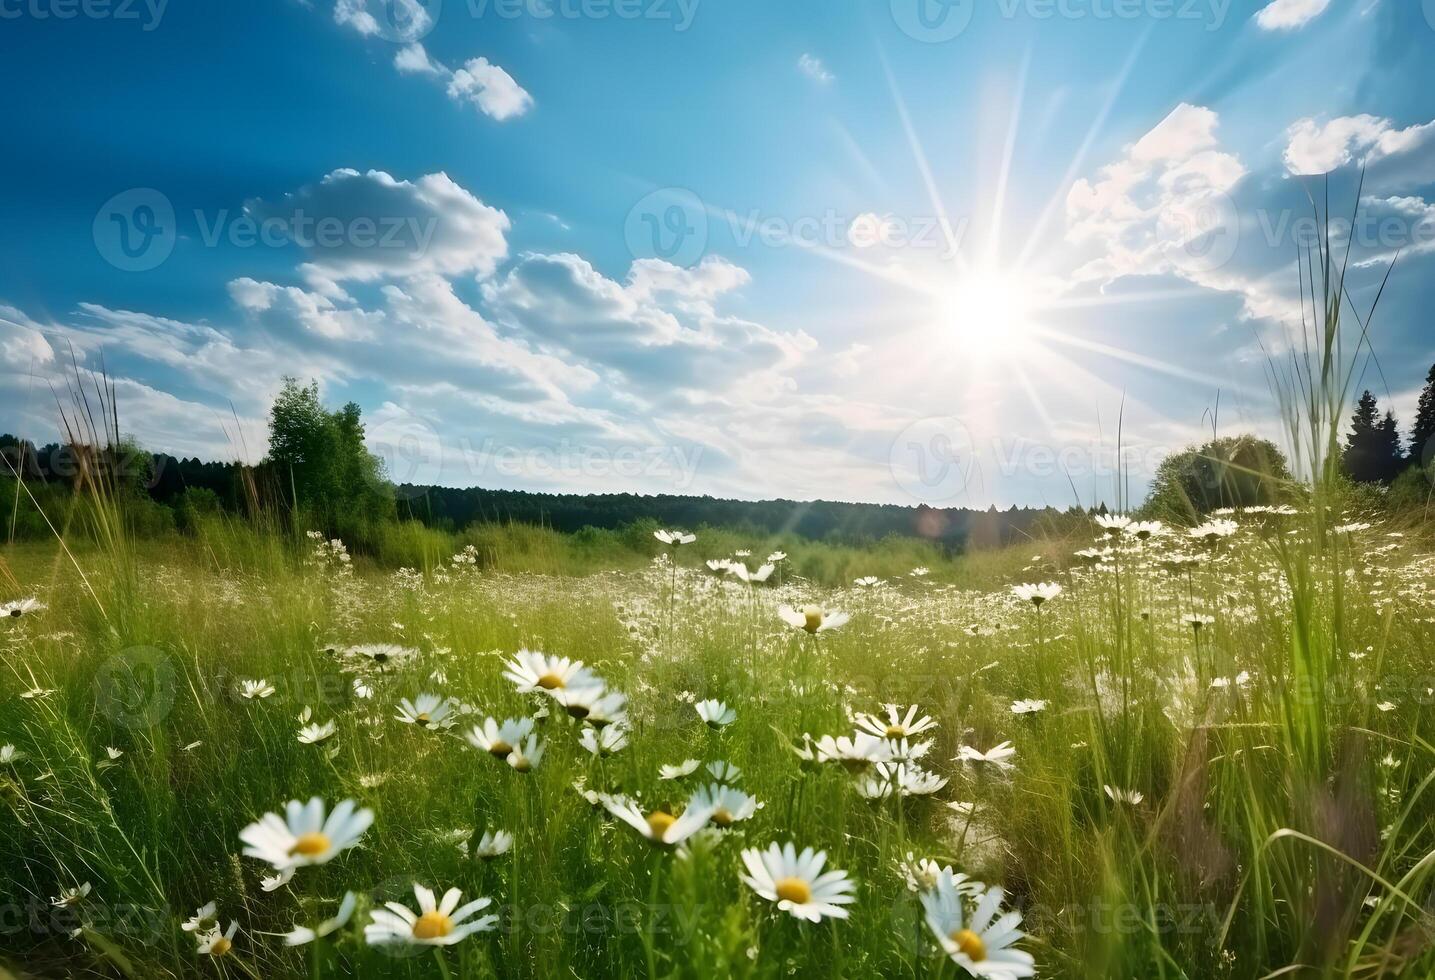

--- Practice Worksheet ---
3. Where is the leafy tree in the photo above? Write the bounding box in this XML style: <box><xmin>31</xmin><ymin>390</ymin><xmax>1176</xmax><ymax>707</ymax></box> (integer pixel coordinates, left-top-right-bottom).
<box><xmin>265</xmin><ymin>377</ymin><xmax>392</xmax><ymax>536</ymax></box>
<box><xmin>1144</xmin><ymin>435</ymin><xmax>1293</xmax><ymax>522</ymax></box>
<box><xmin>1411</xmin><ymin>363</ymin><xmax>1435</xmax><ymax>468</ymax></box>
<box><xmin>1342</xmin><ymin>391</ymin><xmax>1404</xmax><ymax>483</ymax></box>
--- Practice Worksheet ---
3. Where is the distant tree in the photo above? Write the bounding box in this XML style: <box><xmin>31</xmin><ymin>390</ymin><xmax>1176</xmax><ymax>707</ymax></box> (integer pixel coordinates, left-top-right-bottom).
<box><xmin>1144</xmin><ymin>435</ymin><xmax>1293</xmax><ymax>522</ymax></box>
<box><xmin>1343</xmin><ymin>391</ymin><xmax>1404</xmax><ymax>483</ymax></box>
<box><xmin>1411</xmin><ymin>363</ymin><xmax>1435</xmax><ymax>469</ymax></box>
<box><xmin>265</xmin><ymin>377</ymin><xmax>392</xmax><ymax>535</ymax></box>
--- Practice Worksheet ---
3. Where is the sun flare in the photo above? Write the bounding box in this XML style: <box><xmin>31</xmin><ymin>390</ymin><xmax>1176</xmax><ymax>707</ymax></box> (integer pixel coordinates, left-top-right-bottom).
<box><xmin>939</xmin><ymin>271</ymin><xmax>1037</xmax><ymax>357</ymax></box>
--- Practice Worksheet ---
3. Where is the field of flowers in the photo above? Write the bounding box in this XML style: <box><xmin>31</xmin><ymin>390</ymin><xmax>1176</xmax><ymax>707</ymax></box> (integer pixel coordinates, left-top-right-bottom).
<box><xmin>1</xmin><ymin>511</ymin><xmax>1432</xmax><ymax>978</ymax></box>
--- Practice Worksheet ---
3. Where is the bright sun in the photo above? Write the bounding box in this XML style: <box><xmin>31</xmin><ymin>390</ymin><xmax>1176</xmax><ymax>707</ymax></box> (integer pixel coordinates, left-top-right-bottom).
<box><xmin>941</xmin><ymin>272</ymin><xmax>1036</xmax><ymax>351</ymax></box>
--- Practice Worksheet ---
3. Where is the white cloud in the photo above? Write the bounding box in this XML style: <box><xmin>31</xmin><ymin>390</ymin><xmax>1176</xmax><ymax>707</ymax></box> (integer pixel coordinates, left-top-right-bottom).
<box><xmin>334</xmin><ymin>0</ymin><xmax>435</xmax><ymax>39</ymax></box>
<box><xmin>393</xmin><ymin>42</ymin><xmax>444</xmax><ymax>76</ymax></box>
<box><xmin>1283</xmin><ymin>114</ymin><xmax>1435</xmax><ymax>175</ymax></box>
<box><xmin>447</xmin><ymin>58</ymin><xmax>534</xmax><ymax>122</ymax></box>
<box><xmin>1254</xmin><ymin>0</ymin><xmax>1331</xmax><ymax>31</ymax></box>
<box><xmin>797</xmin><ymin>53</ymin><xmax>834</xmax><ymax>84</ymax></box>
<box><xmin>243</xmin><ymin>169</ymin><xmax>511</xmax><ymax>285</ymax></box>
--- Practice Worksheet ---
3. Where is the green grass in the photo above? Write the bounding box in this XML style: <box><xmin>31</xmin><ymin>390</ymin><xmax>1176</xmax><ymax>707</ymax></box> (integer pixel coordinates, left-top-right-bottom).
<box><xmin>0</xmin><ymin>505</ymin><xmax>1431</xmax><ymax>978</ymax></box>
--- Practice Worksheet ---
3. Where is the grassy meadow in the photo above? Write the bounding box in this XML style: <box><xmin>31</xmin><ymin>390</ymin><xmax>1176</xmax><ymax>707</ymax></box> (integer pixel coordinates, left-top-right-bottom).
<box><xmin>0</xmin><ymin>499</ymin><xmax>1432</xmax><ymax>979</ymax></box>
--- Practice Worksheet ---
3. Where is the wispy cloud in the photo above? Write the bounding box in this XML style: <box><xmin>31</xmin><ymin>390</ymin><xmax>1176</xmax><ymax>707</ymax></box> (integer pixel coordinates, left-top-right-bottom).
<box><xmin>1254</xmin><ymin>0</ymin><xmax>1331</xmax><ymax>31</ymax></box>
<box><xmin>797</xmin><ymin>53</ymin><xmax>834</xmax><ymax>85</ymax></box>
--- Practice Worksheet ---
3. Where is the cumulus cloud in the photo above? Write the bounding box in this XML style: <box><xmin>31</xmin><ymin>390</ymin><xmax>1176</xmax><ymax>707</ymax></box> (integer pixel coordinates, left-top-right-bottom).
<box><xmin>243</xmin><ymin>169</ymin><xmax>511</xmax><ymax>285</ymax></box>
<box><xmin>797</xmin><ymin>53</ymin><xmax>834</xmax><ymax>84</ymax></box>
<box><xmin>1283</xmin><ymin>114</ymin><xmax>1435</xmax><ymax>175</ymax></box>
<box><xmin>333</xmin><ymin>0</ymin><xmax>435</xmax><ymax>40</ymax></box>
<box><xmin>447</xmin><ymin>58</ymin><xmax>534</xmax><ymax>121</ymax></box>
<box><xmin>1254</xmin><ymin>0</ymin><xmax>1331</xmax><ymax>31</ymax></box>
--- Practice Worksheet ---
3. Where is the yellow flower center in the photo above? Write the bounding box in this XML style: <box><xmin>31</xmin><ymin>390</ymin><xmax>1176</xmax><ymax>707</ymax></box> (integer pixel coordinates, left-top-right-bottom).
<box><xmin>885</xmin><ymin>724</ymin><xmax>906</xmax><ymax>738</ymax></box>
<box><xmin>774</xmin><ymin>877</ymin><xmax>812</xmax><ymax>905</ymax></box>
<box><xmin>413</xmin><ymin>911</ymin><xmax>454</xmax><ymax>940</ymax></box>
<box><xmin>566</xmin><ymin>703</ymin><xmax>589</xmax><ymax>719</ymax></box>
<box><xmin>511</xmin><ymin>756</ymin><xmax>532</xmax><ymax>773</ymax></box>
<box><xmin>289</xmin><ymin>832</ymin><xmax>331</xmax><ymax>857</ymax></box>
<box><xmin>416</xmin><ymin>713</ymin><xmax>431</xmax><ymax>726</ymax></box>
<box><xmin>802</xmin><ymin>607</ymin><xmax>823</xmax><ymax>633</ymax></box>
<box><xmin>209</xmin><ymin>936</ymin><xmax>232</xmax><ymax>957</ymax></box>
<box><xmin>536</xmin><ymin>672</ymin><xmax>564</xmax><ymax>690</ymax></box>
<box><xmin>646</xmin><ymin>811</ymin><xmax>677</xmax><ymax>838</ymax></box>
<box><xmin>711</xmin><ymin>808</ymin><xmax>734</xmax><ymax>828</ymax></box>
<box><xmin>488</xmin><ymin>741</ymin><xmax>512</xmax><ymax>758</ymax></box>
<box><xmin>950</xmin><ymin>928</ymin><xmax>987</xmax><ymax>962</ymax></box>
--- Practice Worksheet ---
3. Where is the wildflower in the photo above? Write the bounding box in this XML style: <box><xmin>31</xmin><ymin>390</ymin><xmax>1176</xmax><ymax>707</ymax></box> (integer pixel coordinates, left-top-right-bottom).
<box><xmin>196</xmin><ymin>921</ymin><xmax>239</xmax><ymax>956</ymax></box>
<box><xmin>705</xmin><ymin>558</ymin><xmax>732</xmax><ymax>573</ymax></box>
<box><xmin>1189</xmin><ymin>519</ymin><xmax>1238</xmax><ymax>543</ymax></box>
<box><xmin>395</xmin><ymin>694</ymin><xmax>455</xmax><ymax>730</ymax></box>
<box><xmin>920</xmin><ymin>870</ymin><xmax>1034</xmax><ymax>978</ymax></box>
<box><xmin>600</xmin><ymin>795</ymin><xmax>716</xmax><ymax>846</ymax></box>
<box><xmin>883</xmin><ymin>738</ymin><xmax>934</xmax><ymax>763</ymax></box>
<box><xmin>767</xmin><ymin>551</ymin><xmax>787</xmax><ymax>563</ymax></box>
<box><xmin>957</xmin><ymin>741</ymin><xmax>1016</xmax><ymax>771</ymax></box>
<box><xmin>298</xmin><ymin>720</ymin><xmax>337</xmax><ymax>744</ymax></box>
<box><xmin>1094</xmin><ymin>514</ymin><xmax>1131</xmax><ymax>536</ymax></box>
<box><xmin>855</xmin><ymin>704</ymin><xmax>937</xmax><ymax>739</ymax></box>
<box><xmin>1</xmin><ymin>597</ymin><xmax>44</xmax><ymax>618</ymax></box>
<box><xmin>815</xmin><ymin>733</ymin><xmax>893</xmax><ymax>772</ymax></box>
<box><xmin>727</xmin><ymin>562</ymin><xmax>775</xmax><ymax>584</ymax></box>
<box><xmin>501</xmin><ymin>649</ymin><xmax>596</xmax><ymax>694</ymax></box>
<box><xmin>284</xmin><ymin>892</ymin><xmax>356</xmax><ymax>946</ymax></box>
<box><xmin>1126</xmin><ymin>520</ymin><xmax>1165</xmax><ymax>541</ymax></box>
<box><xmin>706</xmin><ymin>760</ymin><xmax>742</xmax><ymax>783</ymax></box>
<box><xmin>1011</xmin><ymin>583</ymin><xmax>1061</xmax><ymax>608</ymax></box>
<box><xmin>345</xmin><ymin>643</ymin><xmax>418</xmax><ymax>667</ymax></box>
<box><xmin>552</xmin><ymin>683</ymin><xmax>611</xmax><ymax>720</ymax></box>
<box><xmin>365</xmin><ymin>884</ymin><xmax>497</xmax><ymax>947</ymax></box>
<box><xmin>1182</xmin><ymin>613</ymin><xmax>1215</xmax><ymax>632</ymax></box>
<box><xmin>739</xmin><ymin>842</ymin><xmax>856</xmax><ymax>922</ymax></box>
<box><xmin>472</xmin><ymin>830</ymin><xmax>513</xmax><ymax>859</ymax></box>
<box><xmin>505</xmin><ymin>735</ymin><xmax>545</xmax><ymax>773</ymax></box>
<box><xmin>910</xmin><ymin>566</ymin><xmax>930</xmax><ymax>576</ymax></box>
<box><xmin>51</xmin><ymin>883</ymin><xmax>91</xmax><ymax>908</ymax></box>
<box><xmin>239</xmin><ymin>797</ymin><xmax>373</xmax><ymax>873</ymax></box>
<box><xmin>691</xmin><ymin>782</ymin><xmax>761</xmax><ymax>827</ymax></box>
<box><xmin>899</xmin><ymin>855</ymin><xmax>981</xmax><ymax>895</ymax></box>
<box><xmin>854</xmin><ymin>576</ymin><xmax>881</xmax><ymax>587</ymax></box>
<box><xmin>695</xmin><ymin>699</ymin><xmax>736</xmax><ymax>728</ymax></box>
<box><xmin>19</xmin><ymin>686</ymin><xmax>55</xmax><ymax>700</ymax></box>
<box><xmin>182</xmin><ymin>901</ymin><xmax>219</xmax><ymax>933</ymax></box>
<box><xmin>1009</xmin><ymin>700</ymin><xmax>1047</xmax><ymax>715</ymax></box>
<box><xmin>778</xmin><ymin>604</ymin><xmax>850</xmax><ymax>634</ymax></box>
<box><xmin>579</xmin><ymin>725</ymin><xmax>629</xmax><ymax>756</ymax></box>
<box><xmin>660</xmin><ymin>759</ymin><xmax>701</xmax><ymax>780</ymax></box>
<box><xmin>466</xmin><ymin>717</ymin><xmax>535</xmax><ymax>758</ymax></box>
<box><xmin>855</xmin><ymin>763</ymin><xmax>947</xmax><ymax>799</ymax></box>
<box><xmin>0</xmin><ymin>744</ymin><xmax>23</xmax><ymax>764</ymax></box>
<box><xmin>1104</xmin><ymin>785</ymin><xmax>1144</xmax><ymax>805</ymax></box>
<box><xmin>654</xmin><ymin>529</ymin><xmax>696</xmax><ymax>546</ymax></box>
<box><xmin>239</xmin><ymin>679</ymin><xmax>275</xmax><ymax>700</ymax></box>
<box><xmin>584</xmin><ymin>690</ymin><xmax>629</xmax><ymax>728</ymax></box>
<box><xmin>261</xmin><ymin>871</ymin><xmax>294</xmax><ymax>892</ymax></box>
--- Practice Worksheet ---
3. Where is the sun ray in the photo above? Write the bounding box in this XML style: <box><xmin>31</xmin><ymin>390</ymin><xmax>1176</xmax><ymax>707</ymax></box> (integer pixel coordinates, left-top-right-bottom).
<box><xmin>987</xmin><ymin>46</ymin><xmax>1033</xmax><ymax>267</ymax></box>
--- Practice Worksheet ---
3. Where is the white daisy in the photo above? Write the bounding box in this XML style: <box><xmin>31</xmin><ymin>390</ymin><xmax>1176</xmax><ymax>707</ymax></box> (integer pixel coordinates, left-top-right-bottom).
<box><xmin>584</xmin><ymin>690</ymin><xmax>629</xmax><ymax>728</ymax></box>
<box><xmin>815</xmin><ymin>733</ymin><xmax>893</xmax><ymax>771</ymax></box>
<box><xmin>654</xmin><ymin>529</ymin><xmax>696</xmax><ymax>546</ymax></box>
<box><xmin>778</xmin><ymin>604</ymin><xmax>850</xmax><ymax>634</ymax></box>
<box><xmin>855</xmin><ymin>763</ymin><xmax>948</xmax><ymax>799</ymax></box>
<box><xmin>854</xmin><ymin>704</ymin><xmax>937</xmax><ymax>739</ymax></box>
<box><xmin>739</xmin><ymin>842</ymin><xmax>856</xmax><ymax>922</ymax></box>
<box><xmin>472</xmin><ymin>829</ymin><xmax>513</xmax><ymax>859</ymax></box>
<box><xmin>501</xmin><ymin>649</ymin><xmax>596</xmax><ymax>694</ymax></box>
<box><xmin>0</xmin><ymin>744</ymin><xmax>23</xmax><ymax>764</ymax></box>
<box><xmin>599</xmin><ymin>794</ymin><xmax>717</xmax><ymax>846</ymax></box>
<box><xmin>465</xmin><ymin>717</ymin><xmax>535</xmax><ymax>758</ymax></box>
<box><xmin>690</xmin><ymin>782</ymin><xmax>761</xmax><ymax>827</ymax></box>
<box><xmin>506</xmin><ymin>734</ymin><xmax>545</xmax><ymax>773</ymax></box>
<box><xmin>1009</xmin><ymin>700</ymin><xmax>1047</xmax><ymax>715</ymax></box>
<box><xmin>706</xmin><ymin>760</ymin><xmax>742</xmax><ymax>783</ymax></box>
<box><xmin>51</xmin><ymin>883</ymin><xmax>91</xmax><ymax>908</ymax></box>
<box><xmin>182</xmin><ymin>901</ymin><xmax>219</xmax><ymax>933</ymax></box>
<box><xmin>660</xmin><ymin>759</ymin><xmax>701</xmax><ymax>780</ymax></box>
<box><xmin>579</xmin><ymin>725</ymin><xmax>629</xmax><ymax>756</ymax></box>
<box><xmin>344</xmin><ymin>643</ymin><xmax>418</xmax><ymax>667</ymax></box>
<box><xmin>957</xmin><ymin>741</ymin><xmax>1016</xmax><ymax>771</ymax></box>
<box><xmin>298</xmin><ymin>720</ymin><xmax>337</xmax><ymax>744</ymax></box>
<box><xmin>365</xmin><ymin>883</ymin><xmax>497</xmax><ymax>947</ymax></box>
<box><xmin>552</xmin><ymin>683</ymin><xmax>611</xmax><ymax>720</ymax></box>
<box><xmin>1103</xmin><ymin>785</ymin><xmax>1144</xmax><ymax>805</ymax></box>
<box><xmin>695</xmin><ymin>699</ymin><xmax>737</xmax><ymax>728</ymax></box>
<box><xmin>239</xmin><ymin>797</ymin><xmax>373</xmax><ymax>873</ymax></box>
<box><xmin>1</xmin><ymin>597</ymin><xmax>44</xmax><ymax>618</ymax></box>
<box><xmin>284</xmin><ymin>892</ymin><xmax>356</xmax><ymax>946</ymax></box>
<box><xmin>239</xmin><ymin>679</ymin><xmax>275</xmax><ymax>700</ymax></box>
<box><xmin>195</xmin><ymin>921</ymin><xmax>238</xmax><ymax>956</ymax></box>
<box><xmin>395</xmin><ymin>694</ymin><xmax>455</xmax><ymax>730</ymax></box>
<box><xmin>853</xmin><ymin>576</ymin><xmax>881</xmax><ymax>587</ymax></box>
<box><xmin>1011</xmin><ymin>583</ymin><xmax>1061</xmax><ymax>608</ymax></box>
<box><xmin>920</xmin><ymin>871</ymin><xmax>1035</xmax><ymax>978</ymax></box>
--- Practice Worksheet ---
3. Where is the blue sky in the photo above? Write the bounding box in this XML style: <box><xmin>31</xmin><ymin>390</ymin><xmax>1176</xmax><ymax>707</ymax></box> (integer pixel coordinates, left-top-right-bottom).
<box><xmin>2</xmin><ymin>0</ymin><xmax>1434</xmax><ymax>507</ymax></box>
